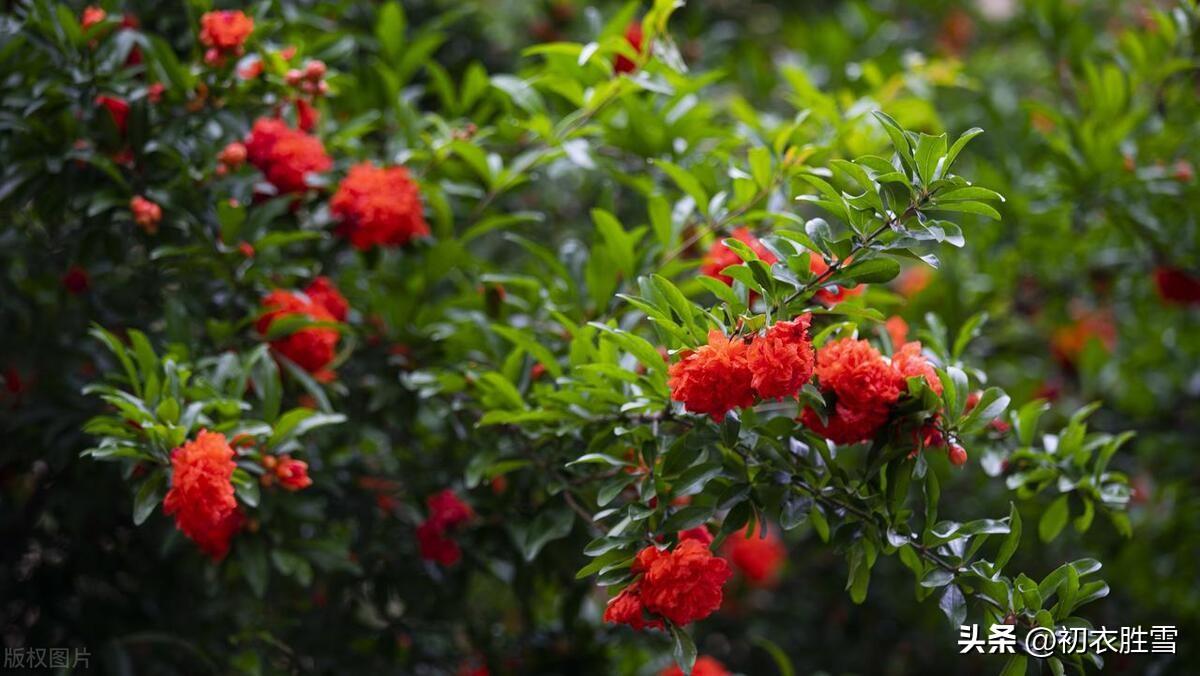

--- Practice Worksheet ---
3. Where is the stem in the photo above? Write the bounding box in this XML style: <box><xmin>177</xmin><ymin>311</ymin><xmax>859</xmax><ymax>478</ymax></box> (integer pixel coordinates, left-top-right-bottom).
<box><xmin>780</xmin><ymin>201</ymin><xmax>919</xmax><ymax>309</ymax></box>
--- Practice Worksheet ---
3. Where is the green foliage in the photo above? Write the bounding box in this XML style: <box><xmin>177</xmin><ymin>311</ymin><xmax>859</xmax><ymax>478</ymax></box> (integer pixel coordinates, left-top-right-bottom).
<box><xmin>1</xmin><ymin>1</ymin><xmax>1194</xmax><ymax>675</ymax></box>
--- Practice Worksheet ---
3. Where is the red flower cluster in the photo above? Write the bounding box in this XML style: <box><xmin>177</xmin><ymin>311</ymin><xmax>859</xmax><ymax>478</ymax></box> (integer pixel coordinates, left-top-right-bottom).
<box><xmin>802</xmin><ymin>337</ymin><xmax>943</xmax><ymax>444</ymax></box>
<box><xmin>130</xmin><ymin>195</ymin><xmax>161</xmax><ymax>234</ymax></box>
<box><xmin>801</xmin><ymin>338</ymin><xmax>903</xmax><ymax>444</ymax></box>
<box><xmin>604</xmin><ymin>539</ymin><xmax>731</xmax><ymax>629</ymax></box>
<box><xmin>330</xmin><ymin>162</ymin><xmax>430</xmax><ymax>250</ymax></box>
<box><xmin>261</xmin><ymin>454</ymin><xmax>313</xmax><ymax>491</ymax></box>
<box><xmin>660</xmin><ymin>656</ymin><xmax>730</xmax><ymax>676</ymax></box>
<box><xmin>722</xmin><ymin>526</ymin><xmax>786</xmax><ymax>584</ymax></box>
<box><xmin>891</xmin><ymin>341</ymin><xmax>943</xmax><ymax>394</ymax></box>
<box><xmin>747</xmin><ymin>316</ymin><xmax>815</xmax><ymax>400</ymax></box>
<box><xmin>416</xmin><ymin>489</ymin><xmax>474</xmax><ymax>566</ymax></box>
<box><xmin>304</xmin><ymin>276</ymin><xmax>349</xmax><ymax>321</ymax></box>
<box><xmin>1153</xmin><ymin>266</ymin><xmax>1200</xmax><ymax>306</ymax></box>
<box><xmin>614</xmin><ymin>22</ymin><xmax>646</xmax><ymax>74</ymax></box>
<box><xmin>162</xmin><ymin>430</ymin><xmax>242</xmax><ymax>560</ymax></box>
<box><xmin>244</xmin><ymin>118</ymin><xmax>332</xmax><ymax>194</ymax></box>
<box><xmin>668</xmin><ymin>330</ymin><xmax>755</xmax><ymax>421</ymax></box>
<box><xmin>256</xmin><ymin>278</ymin><xmax>346</xmax><ymax>380</ymax></box>
<box><xmin>670</xmin><ymin>319</ymin><xmax>814</xmax><ymax>421</ymax></box>
<box><xmin>700</xmin><ymin>227</ymin><xmax>777</xmax><ymax>286</ymax></box>
<box><xmin>199</xmin><ymin>10</ymin><xmax>254</xmax><ymax>64</ymax></box>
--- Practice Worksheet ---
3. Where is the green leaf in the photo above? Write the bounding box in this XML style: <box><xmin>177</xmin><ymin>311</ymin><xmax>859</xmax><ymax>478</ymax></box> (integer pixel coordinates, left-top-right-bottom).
<box><xmin>1039</xmin><ymin>495</ymin><xmax>1070</xmax><ymax>542</ymax></box>
<box><xmin>999</xmin><ymin>655</ymin><xmax>1027</xmax><ymax>676</ymax></box>
<box><xmin>809</xmin><ymin>504</ymin><xmax>830</xmax><ymax>542</ymax></box>
<box><xmin>669</xmin><ymin>624</ymin><xmax>697</xmax><ymax>675</ymax></box>
<box><xmin>960</xmin><ymin>388</ymin><xmax>1010</xmax><ymax>434</ymax></box>
<box><xmin>90</xmin><ymin>325</ymin><xmax>141</xmax><ymax>397</ymax></box>
<box><xmin>232</xmin><ymin>468</ymin><xmax>261</xmax><ymax>508</ymax></box>
<box><xmin>944</xmin><ymin>127</ymin><xmax>984</xmax><ymax>174</ymax></box>
<box><xmin>655</xmin><ymin>160</ymin><xmax>710</xmax><ymax>216</ymax></box>
<box><xmin>952</xmin><ymin>312</ymin><xmax>988</xmax><ymax>359</ymax></box>
<box><xmin>132</xmin><ymin>471</ymin><xmax>166</xmax><ymax>525</ymax></box>
<box><xmin>936</xmin><ymin>186</ymin><xmax>1005</xmax><ymax>203</ymax></box>
<box><xmin>914</xmin><ymin>133</ymin><xmax>948</xmax><ymax>185</ymax></box>
<box><xmin>838</xmin><ymin>257</ymin><xmax>900</xmax><ymax>285</ymax></box>
<box><xmin>749</xmin><ymin>146</ymin><xmax>772</xmax><ymax>189</ymax></box>
<box><xmin>995</xmin><ymin>503</ymin><xmax>1022</xmax><ymax>570</ymax></box>
<box><xmin>238</xmin><ymin>539</ymin><xmax>269</xmax><ymax>598</ymax></box>
<box><xmin>927</xmin><ymin>201</ymin><xmax>1001</xmax><ymax>221</ymax></box>
<box><xmin>872</xmin><ymin>111</ymin><xmax>915</xmax><ymax>173</ymax></box>
<box><xmin>751</xmin><ymin>637</ymin><xmax>795</xmax><ymax>676</ymax></box>
<box><xmin>938</xmin><ymin>584</ymin><xmax>967</xmax><ymax>626</ymax></box>
<box><xmin>516</xmin><ymin>508</ymin><xmax>575</xmax><ymax>562</ymax></box>
<box><xmin>493</xmin><ymin>325</ymin><xmax>564</xmax><ymax>379</ymax></box>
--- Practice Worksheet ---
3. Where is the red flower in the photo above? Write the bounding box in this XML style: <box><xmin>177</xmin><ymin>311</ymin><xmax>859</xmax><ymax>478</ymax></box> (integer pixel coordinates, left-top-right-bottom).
<box><xmin>3</xmin><ymin>367</ymin><xmax>25</xmax><ymax>401</ymax></box>
<box><xmin>1173</xmin><ymin>159</ymin><xmax>1194</xmax><ymax>183</ymax></box>
<box><xmin>801</xmin><ymin>401</ymin><xmax>891</xmax><ymax>445</ymax></box>
<box><xmin>700</xmin><ymin>227</ymin><xmax>777</xmax><ymax>286</ymax></box>
<box><xmin>199</xmin><ymin>10</ymin><xmax>254</xmax><ymax>54</ymax></box>
<box><xmin>256</xmin><ymin>289</ymin><xmax>340</xmax><ymax>378</ymax></box>
<box><xmin>417</xmin><ymin>520</ymin><xmax>462</xmax><ymax>565</ymax></box>
<box><xmin>801</xmin><ymin>338</ymin><xmax>903</xmax><ymax>444</ymax></box>
<box><xmin>809</xmin><ymin>253</ymin><xmax>864</xmax><ymax>305</ymax></box>
<box><xmin>668</xmin><ymin>330</ymin><xmax>755</xmax><ymax>421</ymax></box>
<box><xmin>330</xmin><ymin>162</ymin><xmax>431</xmax><ymax>250</ymax></box>
<box><xmin>295</xmin><ymin>98</ymin><xmax>318</xmax><ymax>132</ymax></box>
<box><xmin>813</xmin><ymin>338</ymin><xmax>904</xmax><ymax>411</ymax></box>
<box><xmin>747</xmin><ymin>316</ymin><xmax>814</xmax><ymax>400</ymax></box>
<box><xmin>1050</xmin><ymin>308</ymin><xmax>1116</xmax><ymax>364</ymax></box>
<box><xmin>244</xmin><ymin>117</ymin><xmax>332</xmax><ymax>194</ymax></box>
<box><xmin>885</xmin><ymin>315</ymin><xmax>909</xmax><ymax>348</ymax></box>
<box><xmin>603</xmin><ymin>585</ymin><xmax>662</xmax><ymax>630</ymax></box>
<box><xmin>130</xmin><ymin>195</ymin><xmax>162</xmax><ymax>234</ymax></box>
<box><xmin>304</xmin><ymin>276</ymin><xmax>349</xmax><ymax>322</ymax></box>
<box><xmin>81</xmin><ymin>6</ymin><xmax>106</xmax><ymax>30</ymax></box>
<box><xmin>238</xmin><ymin>57</ymin><xmax>264</xmax><ymax>80</ymax></box>
<box><xmin>635</xmin><ymin>539</ymin><xmax>732</xmax><ymax>626</ymax></box>
<box><xmin>614</xmin><ymin>22</ymin><xmax>646</xmax><ymax>74</ymax></box>
<box><xmin>895</xmin><ymin>266</ymin><xmax>932</xmax><ymax>298</ymax></box>
<box><xmin>275</xmin><ymin>455</ymin><xmax>312</xmax><ymax>491</ymax></box>
<box><xmin>722</xmin><ymin>526</ymin><xmax>786</xmax><ymax>584</ymax></box>
<box><xmin>62</xmin><ymin>266</ymin><xmax>90</xmax><ymax>295</ymax></box>
<box><xmin>417</xmin><ymin>489</ymin><xmax>472</xmax><ymax>566</ymax></box>
<box><xmin>660</xmin><ymin>656</ymin><xmax>731</xmax><ymax>676</ymax></box>
<box><xmin>891</xmin><ymin>341</ymin><xmax>942</xmax><ymax>394</ymax></box>
<box><xmin>426</xmin><ymin>489</ymin><xmax>474</xmax><ymax>529</ymax></box>
<box><xmin>162</xmin><ymin>430</ymin><xmax>242</xmax><ymax>560</ymax></box>
<box><xmin>1153</xmin><ymin>266</ymin><xmax>1200</xmax><ymax>306</ymax></box>
<box><xmin>605</xmin><ymin>540</ymin><xmax>730</xmax><ymax>630</ymax></box>
<box><xmin>146</xmin><ymin>83</ymin><xmax>165</xmax><ymax>104</ymax></box>
<box><xmin>96</xmin><ymin>95</ymin><xmax>129</xmax><ymax>135</ymax></box>
<box><xmin>678</xmin><ymin>526</ymin><xmax>714</xmax><ymax>546</ymax></box>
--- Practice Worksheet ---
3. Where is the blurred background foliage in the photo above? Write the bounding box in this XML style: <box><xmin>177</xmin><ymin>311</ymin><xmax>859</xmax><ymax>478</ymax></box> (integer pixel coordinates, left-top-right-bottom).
<box><xmin>1</xmin><ymin>0</ymin><xmax>1197</xmax><ymax>674</ymax></box>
